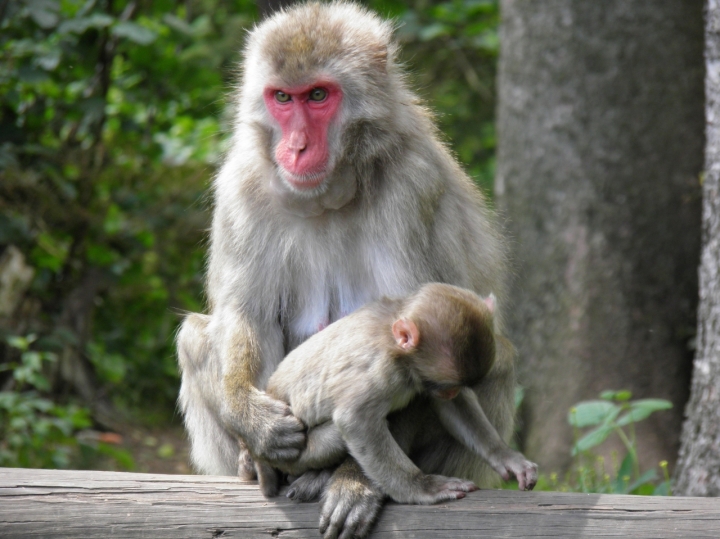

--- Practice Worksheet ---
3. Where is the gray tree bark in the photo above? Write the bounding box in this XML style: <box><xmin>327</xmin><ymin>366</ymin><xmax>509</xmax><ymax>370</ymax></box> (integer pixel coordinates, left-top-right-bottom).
<box><xmin>496</xmin><ymin>1</ymin><xmax>704</xmax><ymax>472</ymax></box>
<box><xmin>675</xmin><ymin>0</ymin><xmax>720</xmax><ymax>497</ymax></box>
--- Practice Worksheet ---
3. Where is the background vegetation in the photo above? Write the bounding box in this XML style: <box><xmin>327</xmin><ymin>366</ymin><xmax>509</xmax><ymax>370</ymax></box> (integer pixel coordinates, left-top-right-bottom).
<box><xmin>0</xmin><ymin>0</ymin><xmax>499</xmax><ymax>470</ymax></box>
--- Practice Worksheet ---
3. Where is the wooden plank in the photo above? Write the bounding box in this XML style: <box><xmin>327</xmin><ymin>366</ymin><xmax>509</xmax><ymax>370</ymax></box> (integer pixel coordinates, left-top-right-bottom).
<box><xmin>1</xmin><ymin>467</ymin><xmax>719</xmax><ymax>538</ymax></box>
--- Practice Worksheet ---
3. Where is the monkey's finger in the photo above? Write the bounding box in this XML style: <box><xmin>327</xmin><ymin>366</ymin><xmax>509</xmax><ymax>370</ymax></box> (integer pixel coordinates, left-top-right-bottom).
<box><xmin>338</xmin><ymin>496</ymin><xmax>381</xmax><ymax>539</ymax></box>
<box><xmin>322</xmin><ymin>493</ymin><xmax>359</xmax><ymax>539</ymax></box>
<box><xmin>319</xmin><ymin>492</ymin><xmax>338</xmax><ymax>535</ymax></box>
<box><xmin>354</xmin><ymin>510</ymin><xmax>378</xmax><ymax>539</ymax></box>
<box><xmin>336</xmin><ymin>513</ymin><xmax>359</xmax><ymax>539</ymax></box>
<box><xmin>274</xmin><ymin>428</ymin><xmax>307</xmax><ymax>448</ymax></box>
<box><xmin>490</xmin><ymin>462</ymin><xmax>511</xmax><ymax>481</ymax></box>
<box><xmin>524</xmin><ymin>469</ymin><xmax>538</xmax><ymax>491</ymax></box>
<box><xmin>443</xmin><ymin>479</ymin><xmax>477</xmax><ymax>492</ymax></box>
<box><xmin>432</xmin><ymin>490</ymin><xmax>466</xmax><ymax>504</ymax></box>
<box><xmin>288</xmin><ymin>470</ymin><xmax>330</xmax><ymax>502</ymax></box>
<box><xmin>275</xmin><ymin>413</ymin><xmax>307</xmax><ymax>433</ymax></box>
<box><xmin>511</xmin><ymin>462</ymin><xmax>538</xmax><ymax>491</ymax></box>
<box><xmin>321</xmin><ymin>506</ymin><xmax>347</xmax><ymax>539</ymax></box>
<box><xmin>265</xmin><ymin>447</ymin><xmax>302</xmax><ymax>463</ymax></box>
<box><xmin>517</xmin><ymin>473</ymin><xmax>526</xmax><ymax>492</ymax></box>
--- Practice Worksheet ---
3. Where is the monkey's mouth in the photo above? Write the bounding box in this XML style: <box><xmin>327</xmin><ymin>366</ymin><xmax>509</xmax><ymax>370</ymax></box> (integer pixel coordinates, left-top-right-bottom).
<box><xmin>279</xmin><ymin>168</ymin><xmax>328</xmax><ymax>190</ymax></box>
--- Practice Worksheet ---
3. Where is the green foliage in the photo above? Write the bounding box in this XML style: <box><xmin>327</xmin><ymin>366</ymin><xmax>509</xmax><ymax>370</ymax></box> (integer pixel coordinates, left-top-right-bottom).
<box><xmin>545</xmin><ymin>391</ymin><xmax>673</xmax><ymax>495</ymax></box>
<box><xmin>374</xmin><ymin>0</ymin><xmax>500</xmax><ymax>193</ymax></box>
<box><xmin>1</xmin><ymin>0</ymin><xmax>257</xmax><ymax>417</ymax></box>
<box><xmin>0</xmin><ymin>334</ymin><xmax>133</xmax><ymax>469</ymax></box>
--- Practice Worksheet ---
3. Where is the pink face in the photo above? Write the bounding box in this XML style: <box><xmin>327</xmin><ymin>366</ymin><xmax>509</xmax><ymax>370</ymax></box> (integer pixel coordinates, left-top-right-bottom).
<box><xmin>263</xmin><ymin>81</ymin><xmax>343</xmax><ymax>190</ymax></box>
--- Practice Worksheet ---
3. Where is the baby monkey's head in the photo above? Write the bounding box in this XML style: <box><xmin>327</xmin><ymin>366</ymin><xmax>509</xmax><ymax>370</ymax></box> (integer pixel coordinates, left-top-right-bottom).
<box><xmin>392</xmin><ymin>283</ymin><xmax>497</xmax><ymax>400</ymax></box>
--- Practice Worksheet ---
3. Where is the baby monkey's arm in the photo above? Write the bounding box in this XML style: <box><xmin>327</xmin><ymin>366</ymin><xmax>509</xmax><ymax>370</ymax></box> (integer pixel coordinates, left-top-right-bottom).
<box><xmin>432</xmin><ymin>388</ymin><xmax>538</xmax><ymax>491</ymax></box>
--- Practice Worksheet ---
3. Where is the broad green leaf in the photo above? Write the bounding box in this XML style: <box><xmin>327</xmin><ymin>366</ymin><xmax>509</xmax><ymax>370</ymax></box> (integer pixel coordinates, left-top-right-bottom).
<box><xmin>36</xmin><ymin>51</ymin><xmax>61</xmax><ymax>71</ymax></box>
<box><xmin>58</xmin><ymin>13</ymin><xmax>114</xmax><ymax>34</ymax></box>
<box><xmin>112</xmin><ymin>21</ymin><xmax>157</xmax><ymax>45</ymax></box>
<box><xmin>568</xmin><ymin>400</ymin><xmax>618</xmax><ymax>427</ymax></box>
<box><xmin>7</xmin><ymin>336</ymin><xmax>30</xmax><ymax>351</ymax></box>
<box><xmin>616</xmin><ymin>399</ymin><xmax>673</xmax><ymax>426</ymax></box>
<box><xmin>27</xmin><ymin>0</ymin><xmax>60</xmax><ymax>28</ymax></box>
<box><xmin>572</xmin><ymin>424</ymin><xmax>614</xmax><ymax>454</ymax></box>
<box><xmin>163</xmin><ymin>13</ymin><xmax>193</xmax><ymax>35</ymax></box>
<box><xmin>471</xmin><ymin>30</ymin><xmax>499</xmax><ymax>53</ymax></box>
<box><xmin>419</xmin><ymin>23</ymin><xmax>451</xmax><ymax>41</ymax></box>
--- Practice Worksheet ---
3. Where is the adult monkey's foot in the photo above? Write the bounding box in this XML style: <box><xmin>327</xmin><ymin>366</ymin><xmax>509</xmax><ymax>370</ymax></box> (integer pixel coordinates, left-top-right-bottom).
<box><xmin>319</xmin><ymin>458</ymin><xmax>384</xmax><ymax>539</ymax></box>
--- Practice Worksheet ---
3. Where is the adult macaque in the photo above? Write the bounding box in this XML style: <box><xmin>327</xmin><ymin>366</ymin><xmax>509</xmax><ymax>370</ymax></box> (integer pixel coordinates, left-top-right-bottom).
<box><xmin>177</xmin><ymin>3</ymin><xmax>517</xmax><ymax>538</ymax></box>
<box><xmin>255</xmin><ymin>284</ymin><xmax>538</xmax><ymax>502</ymax></box>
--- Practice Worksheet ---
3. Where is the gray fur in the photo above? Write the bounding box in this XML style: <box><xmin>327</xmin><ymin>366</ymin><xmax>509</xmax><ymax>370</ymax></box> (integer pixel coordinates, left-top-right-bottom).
<box><xmin>256</xmin><ymin>285</ymin><xmax>536</xmax><ymax>503</ymax></box>
<box><xmin>177</xmin><ymin>2</ymin><xmax>515</xmax><ymax>537</ymax></box>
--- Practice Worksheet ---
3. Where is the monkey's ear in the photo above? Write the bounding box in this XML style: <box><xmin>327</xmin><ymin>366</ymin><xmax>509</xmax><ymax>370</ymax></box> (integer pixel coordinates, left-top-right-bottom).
<box><xmin>483</xmin><ymin>293</ymin><xmax>497</xmax><ymax>314</ymax></box>
<box><xmin>392</xmin><ymin>318</ymin><xmax>420</xmax><ymax>351</ymax></box>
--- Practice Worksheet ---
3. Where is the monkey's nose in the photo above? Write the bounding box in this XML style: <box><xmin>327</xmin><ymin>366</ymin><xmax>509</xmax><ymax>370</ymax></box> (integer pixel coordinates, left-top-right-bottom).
<box><xmin>288</xmin><ymin>131</ymin><xmax>308</xmax><ymax>154</ymax></box>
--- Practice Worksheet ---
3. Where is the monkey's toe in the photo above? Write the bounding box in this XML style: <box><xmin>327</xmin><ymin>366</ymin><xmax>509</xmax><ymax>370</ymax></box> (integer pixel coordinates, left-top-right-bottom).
<box><xmin>287</xmin><ymin>469</ymin><xmax>333</xmax><ymax>502</ymax></box>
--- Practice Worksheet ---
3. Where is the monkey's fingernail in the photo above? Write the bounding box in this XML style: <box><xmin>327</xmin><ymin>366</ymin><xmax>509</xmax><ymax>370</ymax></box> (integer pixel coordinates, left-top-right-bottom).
<box><xmin>286</xmin><ymin>488</ymin><xmax>296</xmax><ymax>499</ymax></box>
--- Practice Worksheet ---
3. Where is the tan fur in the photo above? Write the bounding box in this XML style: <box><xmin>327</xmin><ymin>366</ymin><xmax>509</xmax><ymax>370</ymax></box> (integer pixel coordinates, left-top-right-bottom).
<box><xmin>177</xmin><ymin>2</ymin><xmax>516</xmax><ymax>536</ymax></box>
<box><xmin>255</xmin><ymin>284</ymin><xmax>536</xmax><ymax>504</ymax></box>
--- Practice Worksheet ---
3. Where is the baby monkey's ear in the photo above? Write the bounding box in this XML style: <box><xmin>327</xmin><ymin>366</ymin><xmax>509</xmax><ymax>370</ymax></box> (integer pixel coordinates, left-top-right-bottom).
<box><xmin>392</xmin><ymin>318</ymin><xmax>420</xmax><ymax>352</ymax></box>
<box><xmin>483</xmin><ymin>293</ymin><xmax>497</xmax><ymax>314</ymax></box>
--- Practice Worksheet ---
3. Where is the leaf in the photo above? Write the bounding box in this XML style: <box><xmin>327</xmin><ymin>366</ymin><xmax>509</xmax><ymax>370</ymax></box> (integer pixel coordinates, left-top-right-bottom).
<box><xmin>58</xmin><ymin>14</ymin><xmax>114</xmax><ymax>34</ymax></box>
<box><xmin>616</xmin><ymin>399</ymin><xmax>673</xmax><ymax>426</ymax></box>
<box><xmin>112</xmin><ymin>22</ymin><xmax>157</xmax><ymax>45</ymax></box>
<box><xmin>419</xmin><ymin>23</ymin><xmax>451</xmax><ymax>41</ymax></box>
<box><xmin>18</xmin><ymin>66</ymin><xmax>49</xmax><ymax>84</ymax></box>
<box><xmin>157</xmin><ymin>443</ymin><xmax>175</xmax><ymax>458</ymax></box>
<box><xmin>653</xmin><ymin>480</ymin><xmax>672</xmax><ymax>496</ymax></box>
<box><xmin>627</xmin><ymin>468</ymin><xmax>658</xmax><ymax>494</ymax></box>
<box><xmin>568</xmin><ymin>400</ymin><xmax>618</xmax><ymax>427</ymax></box>
<box><xmin>36</xmin><ymin>51</ymin><xmax>61</xmax><ymax>71</ymax></box>
<box><xmin>7</xmin><ymin>336</ymin><xmax>30</xmax><ymax>352</ymax></box>
<box><xmin>163</xmin><ymin>13</ymin><xmax>193</xmax><ymax>35</ymax></box>
<box><xmin>600</xmin><ymin>390</ymin><xmax>633</xmax><ymax>402</ymax></box>
<box><xmin>27</xmin><ymin>0</ymin><xmax>60</xmax><ymax>29</ymax></box>
<box><xmin>471</xmin><ymin>30</ymin><xmax>499</xmax><ymax>53</ymax></box>
<box><xmin>612</xmin><ymin>452</ymin><xmax>635</xmax><ymax>493</ymax></box>
<box><xmin>633</xmin><ymin>483</ymin><xmax>656</xmax><ymax>496</ymax></box>
<box><xmin>86</xmin><ymin>243</ymin><xmax>119</xmax><ymax>266</ymax></box>
<box><xmin>572</xmin><ymin>424</ymin><xmax>614</xmax><ymax>454</ymax></box>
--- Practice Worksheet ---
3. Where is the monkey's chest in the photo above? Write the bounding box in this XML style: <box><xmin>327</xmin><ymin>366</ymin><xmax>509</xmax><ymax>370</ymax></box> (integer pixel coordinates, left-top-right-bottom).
<box><xmin>286</xmin><ymin>278</ymin><xmax>371</xmax><ymax>347</ymax></box>
<box><xmin>284</xmin><ymin>243</ymin><xmax>412</xmax><ymax>347</ymax></box>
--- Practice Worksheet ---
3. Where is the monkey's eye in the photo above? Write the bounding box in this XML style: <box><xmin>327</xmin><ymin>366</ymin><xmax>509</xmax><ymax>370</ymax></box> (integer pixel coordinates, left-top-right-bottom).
<box><xmin>275</xmin><ymin>91</ymin><xmax>291</xmax><ymax>103</ymax></box>
<box><xmin>309</xmin><ymin>88</ymin><xmax>328</xmax><ymax>101</ymax></box>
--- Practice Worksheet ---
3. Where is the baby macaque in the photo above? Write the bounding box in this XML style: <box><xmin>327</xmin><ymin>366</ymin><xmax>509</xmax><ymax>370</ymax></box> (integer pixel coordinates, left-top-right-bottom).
<box><xmin>255</xmin><ymin>283</ymin><xmax>538</xmax><ymax>504</ymax></box>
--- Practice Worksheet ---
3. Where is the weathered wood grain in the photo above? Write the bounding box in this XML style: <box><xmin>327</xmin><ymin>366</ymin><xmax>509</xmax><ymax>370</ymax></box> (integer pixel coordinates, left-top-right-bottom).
<box><xmin>1</xmin><ymin>467</ymin><xmax>719</xmax><ymax>538</ymax></box>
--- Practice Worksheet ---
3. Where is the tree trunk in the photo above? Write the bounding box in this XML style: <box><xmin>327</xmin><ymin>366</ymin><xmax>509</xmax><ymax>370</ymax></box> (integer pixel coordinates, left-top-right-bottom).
<box><xmin>674</xmin><ymin>0</ymin><xmax>720</xmax><ymax>497</ymax></box>
<box><xmin>496</xmin><ymin>1</ymin><xmax>704</xmax><ymax>473</ymax></box>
